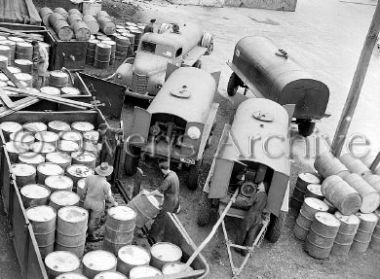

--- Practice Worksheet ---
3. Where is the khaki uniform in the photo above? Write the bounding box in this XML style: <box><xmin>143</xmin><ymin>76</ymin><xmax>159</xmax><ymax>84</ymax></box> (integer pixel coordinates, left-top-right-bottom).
<box><xmin>82</xmin><ymin>175</ymin><xmax>116</xmax><ymax>235</ymax></box>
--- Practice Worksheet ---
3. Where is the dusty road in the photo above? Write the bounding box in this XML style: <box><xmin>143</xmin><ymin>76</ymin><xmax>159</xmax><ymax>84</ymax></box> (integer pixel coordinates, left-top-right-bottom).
<box><xmin>103</xmin><ymin>0</ymin><xmax>380</xmax><ymax>278</ymax></box>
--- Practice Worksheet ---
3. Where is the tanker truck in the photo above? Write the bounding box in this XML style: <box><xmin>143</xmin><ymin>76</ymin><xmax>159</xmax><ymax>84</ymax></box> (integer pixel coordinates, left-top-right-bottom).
<box><xmin>114</xmin><ymin>23</ymin><xmax>214</xmax><ymax>99</ymax></box>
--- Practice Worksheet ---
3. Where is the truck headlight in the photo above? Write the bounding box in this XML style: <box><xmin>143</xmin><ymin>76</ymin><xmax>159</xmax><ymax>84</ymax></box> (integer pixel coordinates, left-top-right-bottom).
<box><xmin>187</xmin><ymin>126</ymin><xmax>201</xmax><ymax>140</ymax></box>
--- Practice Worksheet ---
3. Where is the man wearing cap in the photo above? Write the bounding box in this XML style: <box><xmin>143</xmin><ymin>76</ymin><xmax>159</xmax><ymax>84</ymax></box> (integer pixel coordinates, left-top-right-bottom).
<box><xmin>149</xmin><ymin>161</ymin><xmax>180</xmax><ymax>239</ymax></box>
<box><xmin>82</xmin><ymin>162</ymin><xmax>118</xmax><ymax>242</ymax></box>
<box><xmin>144</xmin><ymin>19</ymin><xmax>156</xmax><ymax>33</ymax></box>
<box><xmin>32</xmin><ymin>41</ymin><xmax>49</xmax><ymax>89</ymax></box>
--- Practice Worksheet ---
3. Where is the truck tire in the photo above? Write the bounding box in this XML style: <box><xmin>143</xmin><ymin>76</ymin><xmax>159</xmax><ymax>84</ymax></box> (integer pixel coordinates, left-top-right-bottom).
<box><xmin>227</xmin><ymin>73</ymin><xmax>240</xmax><ymax>97</ymax></box>
<box><xmin>193</xmin><ymin>60</ymin><xmax>202</xmax><ymax>69</ymax></box>
<box><xmin>197</xmin><ymin>192</ymin><xmax>212</xmax><ymax>226</ymax></box>
<box><xmin>297</xmin><ymin>119</ymin><xmax>315</xmax><ymax>137</ymax></box>
<box><xmin>265</xmin><ymin>211</ymin><xmax>286</xmax><ymax>243</ymax></box>
<box><xmin>187</xmin><ymin>161</ymin><xmax>201</xmax><ymax>190</ymax></box>
<box><xmin>124</xmin><ymin>146</ymin><xmax>141</xmax><ymax>176</ymax></box>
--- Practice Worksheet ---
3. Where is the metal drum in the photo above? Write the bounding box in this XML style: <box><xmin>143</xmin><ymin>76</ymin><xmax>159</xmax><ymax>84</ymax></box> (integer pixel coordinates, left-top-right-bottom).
<box><xmin>82</xmin><ymin>250</ymin><xmax>117</xmax><ymax>278</ymax></box>
<box><xmin>66</xmin><ymin>164</ymin><xmax>94</xmax><ymax>191</ymax></box>
<box><xmin>363</xmin><ymin>174</ymin><xmax>380</xmax><ymax>195</ymax></box>
<box><xmin>76</xmin><ymin>178</ymin><xmax>86</xmax><ymax>207</ymax></box>
<box><xmin>46</xmin><ymin>152</ymin><xmax>72</xmax><ymax>169</ymax></box>
<box><xmin>94</xmin><ymin>271</ymin><xmax>126</xmax><ymax>279</ymax></box>
<box><xmin>0</xmin><ymin>46</ymin><xmax>10</xmax><ymax>60</ymax></box>
<box><xmin>11</xmin><ymin>163</ymin><xmax>36</xmax><ymax>187</ymax></box>
<box><xmin>116</xmin><ymin>245</ymin><xmax>150</xmax><ymax>276</ymax></box>
<box><xmin>323</xmin><ymin>199</ymin><xmax>336</xmax><ymax>214</ymax></box>
<box><xmin>37</xmin><ymin>162</ymin><xmax>64</xmax><ymax>184</ymax></box>
<box><xmin>314</xmin><ymin>152</ymin><xmax>349</xmax><ymax>179</ymax></box>
<box><xmin>35</xmin><ymin>131</ymin><xmax>59</xmax><ymax>146</ymax></box>
<box><xmin>150</xmin><ymin>242</ymin><xmax>183</xmax><ymax>270</ymax></box>
<box><xmin>61</xmin><ymin>87</ymin><xmax>81</xmax><ymax>96</ymax></box>
<box><xmin>127</xmin><ymin>190</ymin><xmax>161</xmax><ymax>228</ymax></box>
<box><xmin>83</xmin><ymin>142</ymin><xmax>101</xmax><ymax>157</ymax></box>
<box><xmin>5</xmin><ymin>141</ymin><xmax>28</xmax><ymax>163</ymax></box>
<box><xmin>94</xmin><ymin>43</ymin><xmax>111</xmax><ymax>69</ymax></box>
<box><xmin>129</xmin><ymin>266</ymin><xmax>162</xmax><ymax>279</ymax></box>
<box><xmin>321</xmin><ymin>175</ymin><xmax>361</xmax><ymax>215</ymax></box>
<box><xmin>57</xmin><ymin>140</ymin><xmax>80</xmax><ymax>154</ymax></box>
<box><xmin>86</xmin><ymin>39</ymin><xmax>99</xmax><ymax>64</ymax></box>
<box><xmin>15</xmin><ymin>42</ymin><xmax>33</xmax><ymax>60</ymax></box>
<box><xmin>162</xmin><ymin>262</ymin><xmax>192</xmax><ymax>275</ymax></box>
<box><xmin>20</xmin><ymin>184</ymin><xmax>51</xmax><ymax>208</ymax></box>
<box><xmin>352</xmin><ymin>213</ymin><xmax>378</xmax><ymax>253</ymax></box>
<box><xmin>343</xmin><ymin>173</ymin><xmax>380</xmax><ymax>213</ymax></box>
<box><xmin>0</xmin><ymin>121</ymin><xmax>22</xmax><ymax>141</ymax></box>
<box><xmin>49</xmin><ymin>71</ymin><xmax>69</xmax><ymax>88</ymax></box>
<box><xmin>291</xmin><ymin>172</ymin><xmax>320</xmax><ymax>211</ymax></box>
<box><xmin>48</xmin><ymin>120</ymin><xmax>71</xmax><ymax>134</ymax></box>
<box><xmin>305</xmin><ymin>184</ymin><xmax>324</xmax><ymax>200</ymax></box>
<box><xmin>71</xmin><ymin>121</ymin><xmax>95</xmax><ymax>133</ymax></box>
<box><xmin>370</xmin><ymin>210</ymin><xmax>380</xmax><ymax>251</ymax></box>
<box><xmin>0</xmin><ymin>55</ymin><xmax>8</xmax><ymax>67</ymax></box>
<box><xmin>26</xmin><ymin>205</ymin><xmax>56</xmax><ymax>259</ymax></box>
<box><xmin>56</xmin><ymin>273</ymin><xmax>88</xmax><ymax>279</ymax></box>
<box><xmin>103</xmin><ymin>206</ymin><xmax>136</xmax><ymax>255</ymax></box>
<box><xmin>8</xmin><ymin>66</ymin><xmax>21</xmax><ymax>74</ymax></box>
<box><xmin>41</xmin><ymin>86</ymin><xmax>61</xmax><ymax>96</ymax></box>
<box><xmin>293</xmin><ymin>197</ymin><xmax>329</xmax><ymax>241</ymax></box>
<box><xmin>103</xmin><ymin>40</ymin><xmax>116</xmax><ymax>65</ymax></box>
<box><xmin>49</xmin><ymin>191</ymin><xmax>80</xmax><ymax>211</ymax></box>
<box><xmin>83</xmin><ymin>130</ymin><xmax>100</xmax><ymax>145</ymax></box>
<box><xmin>305</xmin><ymin>212</ymin><xmax>340</xmax><ymax>259</ymax></box>
<box><xmin>71</xmin><ymin>151</ymin><xmax>97</xmax><ymax>169</ymax></box>
<box><xmin>10</xmin><ymin>130</ymin><xmax>35</xmax><ymax>147</ymax></box>
<box><xmin>45</xmin><ymin>175</ymin><xmax>74</xmax><ymax>193</ymax></box>
<box><xmin>14</xmin><ymin>59</ymin><xmax>33</xmax><ymax>74</ymax></box>
<box><xmin>60</xmin><ymin>131</ymin><xmax>83</xmax><ymax>146</ymax></box>
<box><xmin>340</xmin><ymin>153</ymin><xmax>371</xmax><ymax>176</ymax></box>
<box><xmin>45</xmin><ymin>251</ymin><xmax>81</xmax><ymax>279</ymax></box>
<box><xmin>56</xmin><ymin>206</ymin><xmax>88</xmax><ymax>258</ymax></box>
<box><xmin>23</xmin><ymin>122</ymin><xmax>48</xmax><ymax>134</ymax></box>
<box><xmin>331</xmin><ymin>212</ymin><xmax>360</xmax><ymax>257</ymax></box>
<box><xmin>31</xmin><ymin>142</ymin><xmax>56</xmax><ymax>155</ymax></box>
<box><xmin>0</xmin><ymin>41</ymin><xmax>16</xmax><ymax>63</ymax></box>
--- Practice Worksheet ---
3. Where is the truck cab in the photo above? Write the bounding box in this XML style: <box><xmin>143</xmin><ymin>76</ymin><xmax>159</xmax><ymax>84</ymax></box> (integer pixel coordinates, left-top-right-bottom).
<box><xmin>114</xmin><ymin>23</ymin><xmax>214</xmax><ymax>99</ymax></box>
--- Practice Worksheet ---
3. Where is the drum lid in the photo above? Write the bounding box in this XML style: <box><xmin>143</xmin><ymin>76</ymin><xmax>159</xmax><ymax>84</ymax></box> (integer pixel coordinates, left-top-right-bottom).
<box><xmin>45</xmin><ymin>251</ymin><xmax>80</xmax><ymax>273</ymax></box>
<box><xmin>26</xmin><ymin>205</ymin><xmax>56</xmax><ymax>222</ymax></box>
<box><xmin>82</xmin><ymin>250</ymin><xmax>117</xmax><ymax>271</ymax></box>
<box><xmin>118</xmin><ymin>245</ymin><xmax>150</xmax><ymax>266</ymax></box>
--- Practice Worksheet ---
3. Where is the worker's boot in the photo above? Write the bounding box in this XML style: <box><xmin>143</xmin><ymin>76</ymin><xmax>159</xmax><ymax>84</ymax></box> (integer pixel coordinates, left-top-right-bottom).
<box><xmin>87</xmin><ymin>234</ymin><xmax>103</xmax><ymax>242</ymax></box>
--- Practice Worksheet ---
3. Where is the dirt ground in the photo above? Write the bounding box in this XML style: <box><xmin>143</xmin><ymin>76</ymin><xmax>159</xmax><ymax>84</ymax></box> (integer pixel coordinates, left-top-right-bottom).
<box><xmin>95</xmin><ymin>0</ymin><xmax>380</xmax><ymax>278</ymax></box>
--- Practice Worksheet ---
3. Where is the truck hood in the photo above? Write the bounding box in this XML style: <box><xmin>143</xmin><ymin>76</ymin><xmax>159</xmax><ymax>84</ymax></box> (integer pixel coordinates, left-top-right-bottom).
<box><xmin>133</xmin><ymin>52</ymin><xmax>171</xmax><ymax>76</ymax></box>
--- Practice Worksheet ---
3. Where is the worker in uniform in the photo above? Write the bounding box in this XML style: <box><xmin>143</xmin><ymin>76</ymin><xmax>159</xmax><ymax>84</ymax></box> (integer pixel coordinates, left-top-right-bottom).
<box><xmin>149</xmin><ymin>161</ymin><xmax>180</xmax><ymax>239</ymax></box>
<box><xmin>31</xmin><ymin>41</ymin><xmax>49</xmax><ymax>89</ymax></box>
<box><xmin>82</xmin><ymin>162</ymin><xmax>118</xmax><ymax>242</ymax></box>
<box><xmin>235</xmin><ymin>181</ymin><xmax>267</xmax><ymax>255</ymax></box>
<box><xmin>144</xmin><ymin>19</ymin><xmax>156</xmax><ymax>33</ymax></box>
<box><xmin>98</xmin><ymin>123</ymin><xmax>122</xmax><ymax>166</ymax></box>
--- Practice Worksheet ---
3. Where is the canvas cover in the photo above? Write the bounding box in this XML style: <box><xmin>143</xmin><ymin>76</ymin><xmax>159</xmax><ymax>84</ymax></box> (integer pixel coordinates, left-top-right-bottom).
<box><xmin>0</xmin><ymin>0</ymin><xmax>41</xmax><ymax>25</ymax></box>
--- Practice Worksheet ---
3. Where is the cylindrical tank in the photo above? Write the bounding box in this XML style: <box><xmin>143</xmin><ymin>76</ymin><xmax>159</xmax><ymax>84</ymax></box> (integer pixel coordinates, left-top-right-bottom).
<box><xmin>10</xmin><ymin>130</ymin><xmax>35</xmax><ymax>147</ymax></box>
<box><xmin>116</xmin><ymin>245</ymin><xmax>151</xmax><ymax>276</ymax></box>
<box><xmin>56</xmin><ymin>273</ymin><xmax>88</xmax><ymax>279</ymax></box>
<box><xmin>352</xmin><ymin>213</ymin><xmax>378</xmax><ymax>253</ymax></box>
<box><xmin>49</xmin><ymin>191</ymin><xmax>80</xmax><ymax>210</ymax></box>
<box><xmin>94</xmin><ymin>271</ymin><xmax>126</xmax><ymax>279</ymax></box>
<box><xmin>71</xmin><ymin>151</ymin><xmax>97</xmax><ymax>169</ymax></box>
<box><xmin>11</xmin><ymin>163</ymin><xmax>36</xmax><ymax>187</ymax></box>
<box><xmin>305</xmin><ymin>184</ymin><xmax>324</xmax><ymax>200</ymax></box>
<box><xmin>150</xmin><ymin>242</ymin><xmax>183</xmax><ymax>270</ymax></box>
<box><xmin>314</xmin><ymin>152</ymin><xmax>348</xmax><ymax>179</ymax></box>
<box><xmin>31</xmin><ymin>142</ymin><xmax>56</xmax><ymax>156</ymax></box>
<box><xmin>57</xmin><ymin>140</ymin><xmax>80</xmax><ymax>154</ymax></box>
<box><xmin>15</xmin><ymin>42</ymin><xmax>33</xmax><ymax>60</ymax></box>
<box><xmin>44</xmin><ymin>251</ymin><xmax>80</xmax><ymax>279</ymax></box>
<box><xmin>37</xmin><ymin>162</ymin><xmax>64</xmax><ymax>184</ymax></box>
<box><xmin>321</xmin><ymin>175</ymin><xmax>361</xmax><ymax>215</ymax></box>
<box><xmin>331</xmin><ymin>212</ymin><xmax>360</xmax><ymax>257</ymax></box>
<box><xmin>340</xmin><ymin>153</ymin><xmax>371</xmax><ymax>176</ymax></box>
<box><xmin>34</xmin><ymin>131</ymin><xmax>59</xmax><ymax>146</ymax></box>
<box><xmin>49</xmin><ymin>70</ymin><xmax>69</xmax><ymax>88</ymax></box>
<box><xmin>41</xmin><ymin>86</ymin><xmax>61</xmax><ymax>96</ymax></box>
<box><xmin>363</xmin><ymin>174</ymin><xmax>380</xmax><ymax>194</ymax></box>
<box><xmin>14</xmin><ymin>59</ymin><xmax>33</xmax><ymax>74</ymax></box>
<box><xmin>66</xmin><ymin>164</ymin><xmax>94</xmax><ymax>191</ymax></box>
<box><xmin>48</xmin><ymin>120</ymin><xmax>71</xmax><ymax>134</ymax></box>
<box><xmin>83</xmin><ymin>130</ymin><xmax>100</xmax><ymax>145</ymax></box>
<box><xmin>0</xmin><ymin>121</ymin><xmax>22</xmax><ymax>141</ymax></box>
<box><xmin>304</xmin><ymin>212</ymin><xmax>340</xmax><ymax>259</ymax></box>
<box><xmin>23</xmin><ymin>122</ymin><xmax>47</xmax><ymax>134</ymax></box>
<box><xmin>291</xmin><ymin>173</ymin><xmax>320</xmax><ymax>211</ymax></box>
<box><xmin>129</xmin><ymin>265</ymin><xmax>162</xmax><ymax>279</ymax></box>
<box><xmin>127</xmin><ymin>190</ymin><xmax>161</xmax><ymax>228</ymax></box>
<box><xmin>46</xmin><ymin>152</ymin><xmax>72</xmax><ymax>169</ymax></box>
<box><xmin>232</xmin><ymin>36</ymin><xmax>329</xmax><ymax>120</ymax></box>
<box><xmin>60</xmin><ymin>131</ymin><xmax>83</xmax><ymax>146</ymax></box>
<box><xmin>26</xmin><ymin>205</ymin><xmax>56</xmax><ymax>259</ymax></box>
<box><xmin>18</xmin><ymin>152</ymin><xmax>45</xmax><ymax>168</ymax></box>
<box><xmin>82</xmin><ymin>250</ymin><xmax>117</xmax><ymax>278</ymax></box>
<box><xmin>94</xmin><ymin>43</ymin><xmax>111</xmax><ymax>69</ymax></box>
<box><xmin>45</xmin><ymin>175</ymin><xmax>74</xmax><ymax>193</ymax></box>
<box><xmin>370</xmin><ymin>210</ymin><xmax>380</xmax><ymax>251</ymax></box>
<box><xmin>343</xmin><ymin>173</ymin><xmax>380</xmax><ymax>213</ymax></box>
<box><xmin>20</xmin><ymin>184</ymin><xmax>50</xmax><ymax>208</ymax></box>
<box><xmin>56</xmin><ymin>206</ymin><xmax>88</xmax><ymax>258</ymax></box>
<box><xmin>5</xmin><ymin>141</ymin><xmax>28</xmax><ymax>163</ymax></box>
<box><xmin>61</xmin><ymin>87</ymin><xmax>81</xmax><ymax>96</ymax></box>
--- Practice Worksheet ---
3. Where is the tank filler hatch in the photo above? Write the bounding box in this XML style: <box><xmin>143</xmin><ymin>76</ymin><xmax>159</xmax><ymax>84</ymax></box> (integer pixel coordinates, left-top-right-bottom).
<box><xmin>170</xmin><ymin>85</ymin><xmax>191</xmax><ymax>98</ymax></box>
<box><xmin>252</xmin><ymin>111</ymin><xmax>274</xmax><ymax>122</ymax></box>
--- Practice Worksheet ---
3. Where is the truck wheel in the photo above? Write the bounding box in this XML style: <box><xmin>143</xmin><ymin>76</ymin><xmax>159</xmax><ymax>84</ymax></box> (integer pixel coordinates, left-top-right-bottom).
<box><xmin>197</xmin><ymin>192</ymin><xmax>212</xmax><ymax>226</ymax></box>
<box><xmin>297</xmin><ymin>119</ymin><xmax>315</xmax><ymax>137</ymax></box>
<box><xmin>265</xmin><ymin>211</ymin><xmax>286</xmax><ymax>243</ymax></box>
<box><xmin>187</xmin><ymin>162</ymin><xmax>201</xmax><ymax>190</ymax></box>
<box><xmin>125</xmin><ymin>147</ymin><xmax>141</xmax><ymax>176</ymax></box>
<box><xmin>193</xmin><ymin>60</ymin><xmax>202</xmax><ymax>69</ymax></box>
<box><xmin>227</xmin><ymin>73</ymin><xmax>240</xmax><ymax>97</ymax></box>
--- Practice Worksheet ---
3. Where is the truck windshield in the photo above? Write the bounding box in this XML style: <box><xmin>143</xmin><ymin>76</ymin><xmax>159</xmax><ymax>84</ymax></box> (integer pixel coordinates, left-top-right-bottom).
<box><xmin>140</xmin><ymin>41</ymin><xmax>174</xmax><ymax>59</ymax></box>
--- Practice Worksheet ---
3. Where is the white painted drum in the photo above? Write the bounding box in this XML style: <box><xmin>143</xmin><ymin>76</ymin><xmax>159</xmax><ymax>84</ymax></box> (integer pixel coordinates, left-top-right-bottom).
<box><xmin>60</xmin><ymin>131</ymin><xmax>83</xmax><ymax>146</ymax></box>
<box><xmin>35</xmin><ymin>131</ymin><xmax>59</xmax><ymax>145</ymax></box>
<box><xmin>45</xmin><ymin>175</ymin><xmax>74</xmax><ymax>192</ymax></box>
<box><xmin>61</xmin><ymin>87</ymin><xmax>81</xmax><ymax>95</ymax></box>
<box><xmin>129</xmin><ymin>266</ymin><xmax>162</xmax><ymax>279</ymax></box>
<box><xmin>48</xmin><ymin>120</ymin><xmax>71</xmax><ymax>134</ymax></box>
<box><xmin>50</xmin><ymin>191</ymin><xmax>80</xmax><ymax>210</ymax></box>
<box><xmin>46</xmin><ymin>152</ymin><xmax>72</xmax><ymax>169</ymax></box>
<box><xmin>23</xmin><ymin>122</ymin><xmax>47</xmax><ymax>134</ymax></box>
<box><xmin>21</xmin><ymin>184</ymin><xmax>50</xmax><ymax>208</ymax></box>
<box><xmin>18</xmin><ymin>152</ymin><xmax>45</xmax><ymax>168</ymax></box>
<box><xmin>83</xmin><ymin>130</ymin><xmax>100</xmax><ymax>144</ymax></box>
<box><xmin>71</xmin><ymin>121</ymin><xmax>95</xmax><ymax>133</ymax></box>
<box><xmin>150</xmin><ymin>242</ymin><xmax>183</xmax><ymax>270</ymax></box>
<box><xmin>45</xmin><ymin>251</ymin><xmax>80</xmax><ymax>278</ymax></box>
<box><xmin>117</xmin><ymin>245</ymin><xmax>150</xmax><ymax>275</ymax></box>
<box><xmin>57</xmin><ymin>140</ymin><xmax>80</xmax><ymax>153</ymax></box>
<box><xmin>71</xmin><ymin>151</ymin><xmax>96</xmax><ymax>169</ymax></box>
<box><xmin>94</xmin><ymin>271</ymin><xmax>126</xmax><ymax>279</ymax></box>
<box><xmin>41</xmin><ymin>86</ymin><xmax>61</xmax><ymax>96</ymax></box>
<box><xmin>11</xmin><ymin>163</ymin><xmax>36</xmax><ymax>187</ymax></box>
<box><xmin>55</xmin><ymin>273</ymin><xmax>88</xmax><ymax>279</ymax></box>
<box><xmin>37</xmin><ymin>162</ymin><xmax>64</xmax><ymax>184</ymax></box>
<box><xmin>82</xmin><ymin>250</ymin><xmax>117</xmax><ymax>278</ymax></box>
<box><xmin>31</xmin><ymin>142</ymin><xmax>56</xmax><ymax>155</ymax></box>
